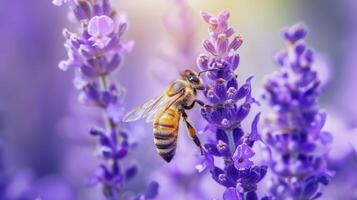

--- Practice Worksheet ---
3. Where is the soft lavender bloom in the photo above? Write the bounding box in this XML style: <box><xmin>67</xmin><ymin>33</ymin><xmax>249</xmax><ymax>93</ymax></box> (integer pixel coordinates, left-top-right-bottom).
<box><xmin>163</xmin><ymin>0</ymin><xmax>196</xmax><ymax>63</ymax></box>
<box><xmin>198</xmin><ymin>11</ymin><xmax>267</xmax><ymax>200</ymax></box>
<box><xmin>148</xmin><ymin>0</ymin><xmax>198</xmax><ymax>85</ymax></box>
<box><xmin>0</xmin><ymin>161</ymin><xmax>75</xmax><ymax>200</ymax></box>
<box><xmin>262</xmin><ymin>23</ymin><xmax>333</xmax><ymax>200</ymax></box>
<box><xmin>88</xmin><ymin>15</ymin><xmax>114</xmax><ymax>48</ymax></box>
<box><xmin>54</xmin><ymin>1</ymin><xmax>157</xmax><ymax>199</ymax></box>
<box><xmin>232</xmin><ymin>143</ymin><xmax>255</xmax><ymax>170</ymax></box>
<box><xmin>223</xmin><ymin>188</ymin><xmax>241</xmax><ymax>200</ymax></box>
<box><xmin>340</xmin><ymin>0</ymin><xmax>357</xmax><ymax>127</ymax></box>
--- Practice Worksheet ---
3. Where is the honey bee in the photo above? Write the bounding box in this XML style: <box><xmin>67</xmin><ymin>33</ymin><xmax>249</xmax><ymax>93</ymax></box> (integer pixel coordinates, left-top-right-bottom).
<box><xmin>124</xmin><ymin>69</ymin><xmax>211</xmax><ymax>162</ymax></box>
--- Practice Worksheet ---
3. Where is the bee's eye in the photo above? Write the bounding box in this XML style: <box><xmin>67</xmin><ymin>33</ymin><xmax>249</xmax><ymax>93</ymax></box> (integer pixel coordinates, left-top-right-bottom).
<box><xmin>188</xmin><ymin>75</ymin><xmax>199</xmax><ymax>84</ymax></box>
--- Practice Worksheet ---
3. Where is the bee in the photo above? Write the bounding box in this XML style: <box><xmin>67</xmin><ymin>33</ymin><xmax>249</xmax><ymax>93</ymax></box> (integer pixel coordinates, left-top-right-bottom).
<box><xmin>124</xmin><ymin>69</ymin><xmax>211</xmax><ymax>162</ymax></box>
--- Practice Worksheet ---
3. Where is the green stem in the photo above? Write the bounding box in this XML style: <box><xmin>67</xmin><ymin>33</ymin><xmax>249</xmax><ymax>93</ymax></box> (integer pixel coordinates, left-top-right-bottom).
<box><xmin>99</xmin><ymin>75</ymin><xmax>112</xmax><ymax>130</ymax></box>
<box><xmin>100</xmin><ymin>75</ymin><xmax>108</xmax><ymax>90</ymax></box>
<box><xmin>99</xmin><ymin>75</ymin><xmax>122</xmax><ymax>200</ymax></box>
<box><xmin>118</xmin><ymin>189</ymin><xmax>123</xmax><ymax>200</ymax></box>
<box><xmin>227</xmin><ymin>129</ymin><xmax>235</xmax><ymax>155</ymax></box>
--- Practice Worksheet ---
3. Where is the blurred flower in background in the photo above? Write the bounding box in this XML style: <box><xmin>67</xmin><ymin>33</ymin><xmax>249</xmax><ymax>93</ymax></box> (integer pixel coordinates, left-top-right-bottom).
<box><xmin>147</xmin><ymin>0</ymin><xmax>198</xmax><ymax>85</ymax></box>
<box><xmin>340</xmin><ymin>0</ymin><xmax>357</xmax><ymax>123</ymax></box>
<box><xmin>162</xmin><ymin>0</ymin><xmax>196</xmax><ymax>68</ymax></box>
<box><xmin>0</xmin><ymin>0</ymin><xmax>77</xmax><ymax>199</ymax></box>
<box><xmin>54</xmin><ymin>0</ymin><xmax>157</xmax><ymax>199</ymax></box>
<box><xmin>262</xmin><ymin>23</ymin><xmax>333</xmax><ymax>200</ymax></box>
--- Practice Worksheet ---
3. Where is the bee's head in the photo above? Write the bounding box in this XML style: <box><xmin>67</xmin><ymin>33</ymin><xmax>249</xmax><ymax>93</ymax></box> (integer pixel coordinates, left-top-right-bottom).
<box><xmin>181</xmin><ymin>69</ymin><xmax>204</xmax><ymax>90</ymax></box>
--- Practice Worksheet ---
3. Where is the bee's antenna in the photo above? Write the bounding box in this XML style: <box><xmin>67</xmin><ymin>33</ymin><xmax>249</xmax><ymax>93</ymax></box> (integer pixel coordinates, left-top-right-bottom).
<box><xmin>198</xmin><ymin>68</ymin><xmax>219</xmax><ymax>77</ymax></box>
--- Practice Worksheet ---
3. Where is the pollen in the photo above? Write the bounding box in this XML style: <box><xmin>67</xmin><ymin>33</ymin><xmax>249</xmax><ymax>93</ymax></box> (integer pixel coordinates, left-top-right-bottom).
<box><xmin>209</xmin><ymin>24</ymin><xmax>218</xmax><ymax>31</ymax></box>
<box><xmin>217</xmin><ymin>33</ymin><xmax>227</xmax><ymax>40</ymax></box>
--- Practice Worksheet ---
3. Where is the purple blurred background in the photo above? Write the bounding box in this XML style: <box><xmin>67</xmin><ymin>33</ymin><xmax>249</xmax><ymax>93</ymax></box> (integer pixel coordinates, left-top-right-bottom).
<box><xmin>0</xmin><ymin>0</ymin><xmax>356</xmax><ymax>199</ymax></box>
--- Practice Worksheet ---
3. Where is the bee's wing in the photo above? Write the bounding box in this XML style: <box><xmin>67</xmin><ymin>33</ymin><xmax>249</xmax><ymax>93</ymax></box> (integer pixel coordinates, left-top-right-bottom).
<box><xmin>123</xmin><ymin>95</ymin><xmax>165</xmax><ymax>122</ymax></box>
<box><xmin>145</xmin><ymin>91</ymin><xmax>185</xmax><ymax>123</ymax></box>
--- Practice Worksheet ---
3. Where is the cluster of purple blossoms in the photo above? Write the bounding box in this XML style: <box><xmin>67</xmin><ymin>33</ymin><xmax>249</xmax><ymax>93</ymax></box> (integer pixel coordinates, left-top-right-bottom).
<box><xmin>197</xmin><ymin>11</ymin><xmax>267</xmax><ymax>200</ymax></box>
<box><xmin>53</xmin><ymin>0</ymin><xmax>157</xmax><ymax>199</ymax></box>
<box><xmin>163</xmin><ymin>0</ymin><xmax>196</xmax><ymax>67</ymax></box>
<box><xmin>262</xmin><ymin>23</ymin><xmax>333</xmax><ymax>200</ymax></box>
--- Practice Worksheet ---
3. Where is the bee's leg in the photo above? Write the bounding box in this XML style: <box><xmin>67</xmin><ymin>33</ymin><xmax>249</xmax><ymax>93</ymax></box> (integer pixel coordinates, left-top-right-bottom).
<box><xmin>183</xmin><ymin>102</ymin><xmax>195</xmax><ymax>110</ymax></box>
<box><xmin>193</xmin><ymin>99</ymin><xmax>207</xmax><ymax>107</ymax></box>
<box><xmin>183</xmin><ymin>99</ymin><xmax>212</xmax><ymax>110</ymax></box>
<box><xmin>180</xmin><ymin>109</ymin><xmax>204</xmax><ymax>155</ymax></box>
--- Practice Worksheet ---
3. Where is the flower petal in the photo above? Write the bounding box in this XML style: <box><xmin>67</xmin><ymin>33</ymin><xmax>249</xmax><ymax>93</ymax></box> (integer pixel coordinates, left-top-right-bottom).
<box><xmin>223</xmin><ymin>188</ymin><xmax>241</xmax><ymax>200</ymax></box>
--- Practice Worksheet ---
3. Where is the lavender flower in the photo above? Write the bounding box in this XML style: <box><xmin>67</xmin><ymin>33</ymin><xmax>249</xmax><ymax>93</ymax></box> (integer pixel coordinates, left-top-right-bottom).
<box><xmin>197</xmin><ymin>11</ymin><xmax>267</xmax><ymax>200</ymax></box>
<box><xmin>148</xmin><ymin>0</ymin><xmax>197</xmax><ymax>85</ymax></box>
<box><xmin>163</xmin><ymin>0</ymin><xmax>196</xmax><ymax>66</ymax></box>
<box><xmin>54</xmin><ymin>1</ymin><xmax>157</xmax><ymax>199</ymax></box>
<box><xmin>232</xmin><ymin>143</ymin><xmax>255</xmax><ymax>170</ymax></box>
<box><xmin>262</xmin><ymin>23</ymin><xmax>333</xmax><ymax>200</ymax></box>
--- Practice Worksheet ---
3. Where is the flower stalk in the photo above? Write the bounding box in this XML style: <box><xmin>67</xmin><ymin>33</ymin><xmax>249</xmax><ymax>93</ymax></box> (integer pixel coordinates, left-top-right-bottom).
<box><xmin>197</xmin><ymin>10</ymin><xmax>267</xmax><ymax>200</ymax></box>
<box><xmin>262</xmin><ymin>23</ymin><xmax>333</xmax><ymax>200</ymax></box>
<box><xmin>53</xmin><ymin>0</ymin><xmax>158</xmax><ymax>199</ymax></box>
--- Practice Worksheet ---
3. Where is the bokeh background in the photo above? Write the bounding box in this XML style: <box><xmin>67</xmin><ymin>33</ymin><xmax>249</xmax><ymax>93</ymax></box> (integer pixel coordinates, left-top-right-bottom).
<box><xmin>0</xmin><ymin>0</ymin><xmax>356</xmax><ymax>199</ymax></box>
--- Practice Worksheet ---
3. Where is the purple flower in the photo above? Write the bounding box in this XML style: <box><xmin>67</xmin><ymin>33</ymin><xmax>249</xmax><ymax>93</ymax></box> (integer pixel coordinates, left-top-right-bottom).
<box><xmin>148</xmin><ymin>0</ymin><xmax>198</xmax><ymax>85</ymax></box>
<box><xmin>56</xmin><ymin>0</ymin><xmax>133</xmax><ymax>77</ymax></box>
<box><xmin>88</xmin><ymin>15</ymin><xmax>114</xmax><ymax>48</ymax></box>
<box><xmin>195</xmin><ymin>151</ymin><xmax>214</xmax><ymax>173</ymax></box>
<box><xmin>283</xmin><ymin>23</ymin><xmax>307</xmax><ymax>43</ymax></box>
<box><xmin>262</xmin><ymin>23</ymin><xmax>333</xmax><ymax>199</ymax></box>
<box><xmin>54</xmin><ymin>1</ymin><xmax>157</xmax><ymax>199</ymax></box>
<box><xmin>197</xmin><ymin>11</ymin><xmax>267</xmax><ymax>199</ymax></box>
<box><xmin>232</xmin><ymin>143</ymin><xmax>255</xmax><ymax>170</ymax></box>
<box><xmin>223</xmin><ymin>188</ymin><xmax>241</xmax><ymax>200</ymax></box>
<box><xmin>163</xmin><ymin>0</ymin><xmax>196</xmax><ymax>60</ymax></box>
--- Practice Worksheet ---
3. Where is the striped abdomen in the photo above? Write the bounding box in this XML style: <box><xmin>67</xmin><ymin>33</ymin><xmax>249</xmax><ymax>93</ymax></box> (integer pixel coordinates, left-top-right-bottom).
<box><xmin>153</xmin><ymin>107</ymin><xmax>180</xmax><ymax>162</ymax></box>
